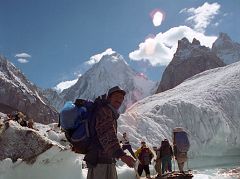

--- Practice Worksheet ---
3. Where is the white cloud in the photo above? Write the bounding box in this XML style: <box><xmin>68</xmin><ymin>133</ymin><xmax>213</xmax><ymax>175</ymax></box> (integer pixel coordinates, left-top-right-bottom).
<box><xmin>179</xmin><ymin>8</ymin><xmax>187</xmax><ymax>14</ymax></box>
<box><xmin>73</xmin><ymin>72</ymin><xmax>82</xmax><ymax>77</ymax></box>
<box><xmin>85</xmin><ymin>48</ymin><xmax>115</xmax><ymax>65</ymax></box>
<box><xmin>129</xmin><ymin>37</ymin><xmax>172</xmax><ymax>66</ymax></box>
<box><xmin>17</xmin><ymin>58</ymin><xmax>29</xmax><ymax>63</ymax></box>
<box><xmin>54</xmin><ymin>78</ymin><xmax>79</xmax><ymax>92</ymax></box>
<box><xmin>15</xmin><ymin>53</ymin><xmax>31</xmax><ymax>58</ymax></box>
<box><xmin>180</xmin><ymin>2</ymin><xmax>220</xmax><ymax>33</ymax></box>
<box><xmin>129</xmin><ymin>26</ymin><xmax>217</xmax><ymax>66</ymax></box>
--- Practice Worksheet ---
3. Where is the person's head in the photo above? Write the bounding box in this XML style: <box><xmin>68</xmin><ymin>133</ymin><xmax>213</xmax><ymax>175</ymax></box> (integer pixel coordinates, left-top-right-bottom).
<box><xmin>17</xmin><ymin>112</ymin><xmax>25</xmax><ymax>119</ymax></box>
<box><xmin>163</xmin><ymin>139</ymin><xmax>170</xmax><ymax>146</ymax></box>
<box><xmin>153</xmin><ymin>146</ymin><xmax>158</xmax><ymax>151</ymax></box>
<box><xmin>141</xmin><ymin>141</ymin><xmax>146</xmax><ymax>148</ymax></box>
<box><xmin>107</xmin><ymin>86</ymin><xmax>126</xmax><ymax>110</ymax></box>
<box><xmin>123</xmin><ymin>132</ymin><xmax>127</xmax><ymax>137</ymax></box>
<box><xmin>74</xmin><ymin>99</ymin><xmax>85</xmax><ymax>107</ymax></box>
<box><xmin>28</xmin><ymin>119</ymin><xmax>34</xmax><ymax>128</ymax></box>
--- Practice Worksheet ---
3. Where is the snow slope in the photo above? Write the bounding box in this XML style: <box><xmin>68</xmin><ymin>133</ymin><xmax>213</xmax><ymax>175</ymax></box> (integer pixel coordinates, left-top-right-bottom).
<box><xmin>118</xmin><ymin>61</ymin><xmax>240</xmax><ymax>157</ymax></box>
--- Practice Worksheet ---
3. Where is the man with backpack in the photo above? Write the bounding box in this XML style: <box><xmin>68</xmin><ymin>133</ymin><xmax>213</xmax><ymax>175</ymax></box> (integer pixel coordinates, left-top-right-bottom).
<box><xmin>120</xmin><ymin>132</ymin><xmax>136</xmax><ymax>159</ymax></box>
<box><xmin>159</xmin><ymin>139</ymin><xmax>173</xmax><ymax>174</ymax></box>
<box><xmin>135</xmin><ymin>141</ymin><xmax>154</xmax><ymax>179</ymax></box>
<box><xmin>84</xmin><ymin>86</ymin><xmax>135</xmax><ymax>179</ymax></box>
<box><xmin>173</xmin><ymin>127</ymin><xmax>190</xmax><ymax>173</ymax></box>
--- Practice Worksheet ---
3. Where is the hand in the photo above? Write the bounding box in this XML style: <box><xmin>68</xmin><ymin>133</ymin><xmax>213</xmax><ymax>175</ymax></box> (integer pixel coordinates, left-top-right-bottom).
<box><xmin>120</xmin><ymin>155</ymin><xmax>135</xmax><ymax>168</ymax></box>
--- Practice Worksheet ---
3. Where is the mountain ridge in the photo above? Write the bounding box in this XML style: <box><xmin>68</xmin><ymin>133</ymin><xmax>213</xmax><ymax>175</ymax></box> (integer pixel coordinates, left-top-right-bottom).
<box><xmin>0</xmin><ymin>55</ymin><xmax>58</xmax><ymax>124</ymax></box>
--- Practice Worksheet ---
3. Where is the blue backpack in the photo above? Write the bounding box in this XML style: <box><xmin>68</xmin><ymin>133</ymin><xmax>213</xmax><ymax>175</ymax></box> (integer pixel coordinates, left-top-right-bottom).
<box><xmin>59</xmin><ymin>99</ymin><xmax>98</xmax><ymax>154</ymax></box>
<box><xmin>175</xmin><ymin>131</ymin><xmax>190</xmax><ymax>153</ymax></box>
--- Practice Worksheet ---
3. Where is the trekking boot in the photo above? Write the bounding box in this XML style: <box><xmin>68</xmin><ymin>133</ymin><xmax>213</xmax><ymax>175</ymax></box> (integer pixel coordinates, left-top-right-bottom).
<box><xmin>180</xmin><ymin>171</ymin><xmax>185</xmax><ymax>175</ymax></box>
<box><xmin>146</xmin><ymin>174</ymin><xmax>152</xmax><ymax>179</ymax></box>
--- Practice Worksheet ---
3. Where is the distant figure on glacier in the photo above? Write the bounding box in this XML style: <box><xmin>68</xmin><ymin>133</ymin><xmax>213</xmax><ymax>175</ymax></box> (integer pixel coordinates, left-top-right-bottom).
<box><xmin>153</xmin><ymin>146</ymin><xmax>162</xmax><ymax>178</ymax></box>
<box><xmin>159</xmin><ymin>139</ymin><xmax>173</xmax><ymax>174</ymax></box>
<box><xmin>119</xmin><ymin>132</ymin><xmax>136</xmax><ymax>158</ymax></box>
<box><xmin>84</xmin><ymin>86</ymin><xmax>135</xmax><ymax>179</ymax></box>
<box><xmin>173</xmin><ymin>127</ymin><xmax>190</xmax><ymax>173</ymax></box>
<box><xmin>135</xmin><ymin>141</ymin><xmax>154</xmax><ymax>179</ymax></box>
<box><xmin>27</xmin><ymin>118</ymin><xmax>34</xmax><ymax>129</ymax></box>
<box><xmin>13</xmin><ymin>111</ymin><xmax>28</xmax><ymax>127</ymax></box>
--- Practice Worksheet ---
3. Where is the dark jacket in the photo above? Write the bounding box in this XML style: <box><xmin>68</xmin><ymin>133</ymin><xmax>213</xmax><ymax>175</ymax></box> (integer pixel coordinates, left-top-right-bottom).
<box><xmin>160</xmin><ymin>141</ymin><xmax>173</xmax><ymax>159</ymax></box>
<box><xmin>84</xmin><ymin>102</ymin><xmax>125</xmax><ymax>167</ymax></box>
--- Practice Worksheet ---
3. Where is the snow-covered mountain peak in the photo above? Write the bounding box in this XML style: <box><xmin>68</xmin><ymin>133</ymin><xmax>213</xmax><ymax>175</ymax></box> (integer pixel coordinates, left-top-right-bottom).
<box><xmin>0</xmin><ymin>55</ymin><xmax>38</xmax><ymax>97</ymax></box>
<box><xmin>89</xmin><ymin>48</ymin><xmax>115</xmax><ymax>61</ymax></box>
<box><xmin>59</xmin><ymin>51</ymin><xmax>157</xmax><ymax>112</ymax></box>
<box><xmin>212</xmin><ymin>32</ymin><xmax>240</xmax><ymax>64</ymax></box>
<box><xmin>86</xmin><ymin>48</ymin><xmax>120</xmax><ymax>66</ymax></box>
<box><xmin>94</xmin><ymin>51</ymin><xmax>129</xmax><ymax>72</ymax></box>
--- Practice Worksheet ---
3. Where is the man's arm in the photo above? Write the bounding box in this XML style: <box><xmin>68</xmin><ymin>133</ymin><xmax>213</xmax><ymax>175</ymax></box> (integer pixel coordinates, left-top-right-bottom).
<box><xmin>134</xmin><ymin>148</ymin><xmax>141</xmax><ymax>158</ymax></box>
<box><xmin>173</xmin><ymin>145</ymin><xmax>178</xmax><ymax>157</ymax></box>
<box><xmin>95</xmin><ymin>106</ymin><xmax>125</xmax><ymax>158</ymax></box>
<box><xmin>170</xmin><ymin>146</ymin><xmax>173</xmax><ymax>156</ymax></box>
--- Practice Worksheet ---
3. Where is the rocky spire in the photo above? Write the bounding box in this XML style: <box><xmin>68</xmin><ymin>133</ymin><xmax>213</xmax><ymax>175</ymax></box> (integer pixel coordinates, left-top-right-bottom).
<box><xmin>156</xmin><ymin>37</ymin><xmax>225</xmax><ymax>93</ymax></box>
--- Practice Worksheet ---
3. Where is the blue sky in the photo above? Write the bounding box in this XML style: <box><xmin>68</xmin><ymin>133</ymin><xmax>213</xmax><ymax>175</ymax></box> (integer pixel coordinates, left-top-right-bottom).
<box><xmin>0</xmin><ymin>0</ymin><xmax>239</xmax><ymax>89</ymax></box>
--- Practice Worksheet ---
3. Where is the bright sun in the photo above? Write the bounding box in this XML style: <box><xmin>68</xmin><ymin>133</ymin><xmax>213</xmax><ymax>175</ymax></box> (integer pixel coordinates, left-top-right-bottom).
<box><xmin>152</xmin><ymin>11</ymin><xmax>163</xmax><ymax>27</ymax></box>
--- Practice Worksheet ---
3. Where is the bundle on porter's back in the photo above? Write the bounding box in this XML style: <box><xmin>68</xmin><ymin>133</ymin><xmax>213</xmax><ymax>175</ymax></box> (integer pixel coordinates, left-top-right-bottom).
<box><xmin>59</xmin><ymin>96</ymin><xmax>106</xmax><ymax>154</ymax></box>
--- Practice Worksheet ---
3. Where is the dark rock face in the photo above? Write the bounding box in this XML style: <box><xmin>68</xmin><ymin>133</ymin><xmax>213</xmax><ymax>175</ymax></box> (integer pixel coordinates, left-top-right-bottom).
<box><xmin>156</xmin><ymin>38</ymin><xmax>225</xmax><ymax>93</ymax></box>
<box><xmin>0</xmin><ymin>121</ymin><xmax>53</xmax><ymax>163</ymax></box>
<box><xmin>0</xmin><ymin>56</ymin><xmax>58</xmax><ymax>124</ymax></box>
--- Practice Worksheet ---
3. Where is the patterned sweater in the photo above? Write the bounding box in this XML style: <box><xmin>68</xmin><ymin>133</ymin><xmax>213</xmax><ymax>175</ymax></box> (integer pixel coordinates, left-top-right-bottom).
<box><xmin>84</xmin><ymin>103</ymin><xmax>125</xmax><ymax>166</ymax></box>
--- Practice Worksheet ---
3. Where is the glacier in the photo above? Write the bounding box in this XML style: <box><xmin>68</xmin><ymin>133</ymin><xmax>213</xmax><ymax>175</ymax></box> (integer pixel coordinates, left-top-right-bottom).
<box><xmin>118</xmin><ymin>61</ymin><xmax>240</xmax><ymax>157</ymax></box>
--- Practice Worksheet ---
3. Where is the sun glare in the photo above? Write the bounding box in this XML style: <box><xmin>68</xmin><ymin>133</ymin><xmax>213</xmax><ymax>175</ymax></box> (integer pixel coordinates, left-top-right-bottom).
<box><xmin>153</xmin><ymin>11</ymin><xmax>163</xmax><ymax>27</ymax></box>
<box><xmin>150</xmin><ymin>9</ymin><xmax>165</xmax><ymax>27</ymax></box>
